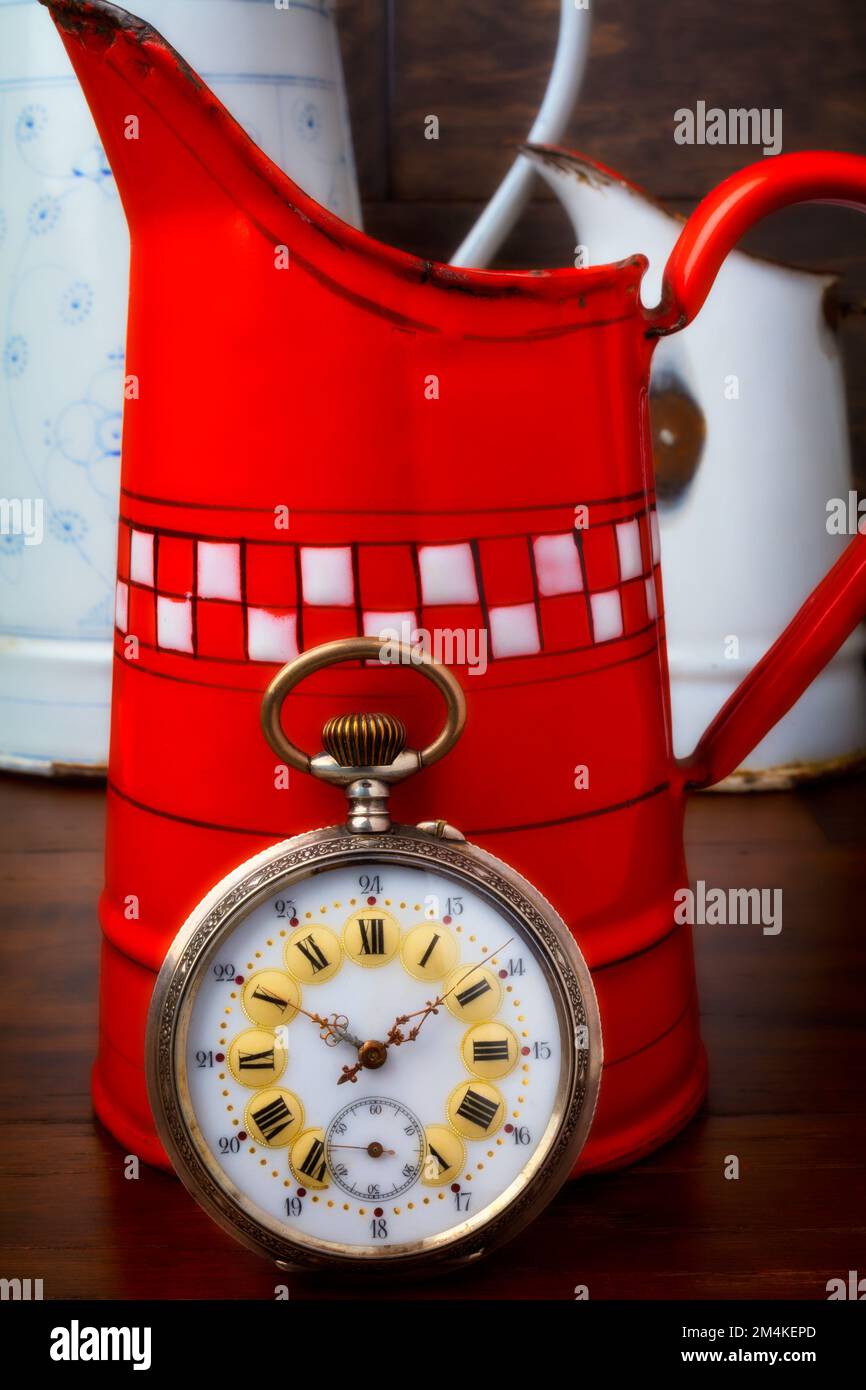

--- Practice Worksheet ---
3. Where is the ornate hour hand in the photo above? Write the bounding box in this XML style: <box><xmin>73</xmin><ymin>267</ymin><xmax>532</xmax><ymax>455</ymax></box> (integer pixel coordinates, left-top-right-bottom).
<box><xmin>335</xmin><ymin>936</ymin><xmax>514</xmax><ymax>1084</ymax></box>
<box><xmin>325</xmin><ymin>1016</ymin><xmax>365</xmax><ymax>1049</ymax></box>
<box><xmin>293</xmin><ymin>1003</ymin><xmax>364</xmax><ymax>1050</ymax></box>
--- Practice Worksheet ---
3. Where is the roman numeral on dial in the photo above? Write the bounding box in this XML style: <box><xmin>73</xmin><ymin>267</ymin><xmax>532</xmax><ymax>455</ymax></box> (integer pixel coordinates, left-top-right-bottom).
<box><xmin>462</xmin><ymin>1022</ymin><xmax>519</xmax><ymax>1079</ymax></box>
<box><xmin>227</xmin><ymin>1029</ymin><xmax>287</xmax><ymax>1088</ymax></box>
<box><xmin>290</xmin><ymin>1128</ymin><xmax>330</xmax><ymax>1188</ymax></box>
<box><xmin>444</xmin><ymin>965</ymin><xmax>502</xmax><ymax>1022</ymax></box>
<box><xmin>296</xmin><ymin>936</ymin><xmax>329</xmax><ymax>972</ymax></box>
<box><xmin>300</xmin><ymin>1137</ymin><xmax>326</xmax><ymax>1179</ymax></box>
<box><xmin>422</xmin><ymin>1125</ymin><xmax>466</xmax><ymax>1186</ymax></box>
<box><xmin>244</xmin><ymin>1088</ymin><xmax>304</xmax><ymax>1148</ymax></box>
<box><xmin>285</xmin><ymin>925</ymin><xmax>342</xmax><ymax>984</ymax></box>
<box><xmin>358</xmin><ymin>918</ymin><xmax>385</xmax><ymax>954</ymax></box>
<box><xmin>428</xmin><ymin>1144</ymin><xmax>450</xmax><ymax>1173</ymax></box>
<box><xmin>343</xmin><ymin>906</ymin><xmax>398</xmax><ymax>968</ymax></box>
<box><xmin>291</xmin><ymin>1123</ymin><xmax>332</xmax><ymax>1189</ymax></box>
<box><xmin>252</xmin><ymin>1095</ymin><xmax>293</xmax><ymax>1141</ymax></box>
<box><xmin>419</xmin><ymin>933</ymin><xmax>440</xmax><ymax>968</ymax></box>
<box><xmin>456</xmin><ymin>1088</ymin><xmax>500</xmax><ymax>1131</ymax></box>
<box><xmin>457</xmin><ymin>979</ymin><xmax>491</xmax><ymax>1007</ymax></box>
<box><xmin>253</xmin><ymin>985</ymin><xmax>288</xmax><ymax>1011</ymax></box>
<box><xmin>239</xmin><ymin>1048</ymin><xmax>275</xmax><ymax>1071</ymax></box>
<box><xmin>400</xmin><ymin>921</ymin><xmax>459</xmax><ymax>982</ymax></box>
<box><xmin>447</xmin><ymin>1081</ymin><xmax>505</xmax><ymax>1139</ymax></box>
<box><xmin>241</xmin><ymin>970</ymin><xmax>300</xmax><ymax>1027</ymax></box>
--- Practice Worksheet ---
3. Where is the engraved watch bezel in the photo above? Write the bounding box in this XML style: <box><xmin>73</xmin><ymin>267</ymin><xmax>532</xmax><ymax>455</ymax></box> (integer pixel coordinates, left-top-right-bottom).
<box><xmin>146</xmin><ymin>823</ymin><xmax>603</xmax><ymax>1273</ymax></box>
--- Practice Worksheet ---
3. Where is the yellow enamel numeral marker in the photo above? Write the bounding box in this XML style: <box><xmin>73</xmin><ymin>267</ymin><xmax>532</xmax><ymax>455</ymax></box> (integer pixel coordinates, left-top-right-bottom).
<box><xmin>284</xmin><ymin>925</ymin><xmax>342</xmax><ymax>984</ymax></box>
<box><xmin>342</xmin><ymin>907</ymin><xmax>400</xmax><ymax>968</ymax></box>
<box><xmin>227</xmin><ymin>1029</ymin><xmax>287</xmax><ymax>1088</ymax></box>
<box><xmin>447</xmin><ymin>1081</ymin><xmax>505</xmax><ymax>1139</ymax></box>
<box><xmin>244</xmin><ymin>1088</ymin><xmax>305</xmax><ymax>1148</ymax></box>
<box><xmin>400</xmin><ymin>921</ymin><xmax>459</xmax><ymax>982</ymax></box>
<box><xmin>241</xmin><ymin>970</ymin><xmax>300</xmax><ymax>1027</ymax></box>
<box><xmin>290</xmin><ymin>1128</ymin><xmax>330</xmax><ymax>1189</ymax></box>
<box><xmin>422</xmin><ymin>1125</ymin><xmax>465</xmax><ymax>1185</ymax></box>
<box><xmin>462</xmin><ymin>1021</ymin><xmax>519</xmax><ymax>1079</ymax></box>
<box><xmin>444</xmin><ymin>965</ymin><xmax>502</xmax><ymax>1022</ymax></box>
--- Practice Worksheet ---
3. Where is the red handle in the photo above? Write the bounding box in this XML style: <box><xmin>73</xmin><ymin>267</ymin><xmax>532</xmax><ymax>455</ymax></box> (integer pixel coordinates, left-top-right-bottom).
<box><xmin>647</xmin><ymin>151</ymin><xmax>866</xmax><ymax>789</ymax></box>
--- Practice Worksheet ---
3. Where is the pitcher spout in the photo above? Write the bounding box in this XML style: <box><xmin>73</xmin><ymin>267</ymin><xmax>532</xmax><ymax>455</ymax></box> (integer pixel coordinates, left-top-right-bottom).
<box><xmin>522</xmin><ymin>144</ymin><xmax>686</xmax><ymax>306</ymax></box>
<box><xmin>39</xmin><ymin>0</ymin><xmax>348</xmax><ymax>243</ymax></box>
<box><xmin>40</xmin><ymin>0</ymin><xmax>653</xmax><ymax>525</ymax></box>
<box><xmin>40</xmin><ymin>1</ymin><xmax>651</xmax><ymax>337</ymax></box>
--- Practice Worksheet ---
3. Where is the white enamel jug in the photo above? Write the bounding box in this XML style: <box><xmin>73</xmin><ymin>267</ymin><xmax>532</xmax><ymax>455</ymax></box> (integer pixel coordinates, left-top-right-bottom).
<box><xmin>529</xmin><ymin>146</ymin><xmax>866</xmax><ymax>786</ymax></box>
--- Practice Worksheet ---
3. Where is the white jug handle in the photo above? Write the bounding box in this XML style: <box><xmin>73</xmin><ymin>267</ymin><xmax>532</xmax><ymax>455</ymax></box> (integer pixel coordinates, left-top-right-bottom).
<box><xmin>450</xmin><ymin>0</ymin><xmax>592</xmax><ymax>267</ymax></box>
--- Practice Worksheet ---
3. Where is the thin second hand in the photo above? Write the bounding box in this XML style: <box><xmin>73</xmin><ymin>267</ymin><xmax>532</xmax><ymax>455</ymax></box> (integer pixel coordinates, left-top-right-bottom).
<box><xmin>441</xmin><ymin>935</ymin><xmax>515</xmax><ymax>1004</ymax></box>
<box><xmin>328</xmin><ymin>1144</ymin><xmax>396</xmax><ymax>1155</ymax></box>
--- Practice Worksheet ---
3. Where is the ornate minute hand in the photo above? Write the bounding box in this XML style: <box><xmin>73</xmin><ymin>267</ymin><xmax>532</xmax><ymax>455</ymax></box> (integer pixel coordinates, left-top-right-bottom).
<box><xmin>335</xmin><ymin>936</ymin><xmax>515</xmax><ymax>1085</ymax></box>
<box><xmin>387</xmin><ymin>936</ymin><xmax>515</xmax><ymax>1045</ymax></box>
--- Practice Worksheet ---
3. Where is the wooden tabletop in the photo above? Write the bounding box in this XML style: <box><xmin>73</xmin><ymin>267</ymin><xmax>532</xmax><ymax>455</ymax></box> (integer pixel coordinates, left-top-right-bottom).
<box><xmin>1</xmin><ymin>770</ymin><xmax>864</xmax><ymax>1301</ymax></box>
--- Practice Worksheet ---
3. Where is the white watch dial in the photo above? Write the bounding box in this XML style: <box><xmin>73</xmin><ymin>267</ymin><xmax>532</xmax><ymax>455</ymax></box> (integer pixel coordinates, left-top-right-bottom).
<box><xmin>161</xmin><ymin>845</ymin><xmax>598</xmax><ymax>1265</ymax></box>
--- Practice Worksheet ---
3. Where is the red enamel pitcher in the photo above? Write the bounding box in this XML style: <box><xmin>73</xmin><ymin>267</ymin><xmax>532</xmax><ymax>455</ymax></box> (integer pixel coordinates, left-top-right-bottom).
<box><xmin>42</xmin><ymin>0</ymin><xmax>866</xmax><ymax>1172</ymax></box>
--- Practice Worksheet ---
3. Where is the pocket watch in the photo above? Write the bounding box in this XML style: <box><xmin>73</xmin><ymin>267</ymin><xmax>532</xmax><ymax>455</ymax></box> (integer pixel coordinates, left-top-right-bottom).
<box><xmin>147</xmin><ymin>637</ymin><xmax>602</xmax><ymax>1273</ymax></box>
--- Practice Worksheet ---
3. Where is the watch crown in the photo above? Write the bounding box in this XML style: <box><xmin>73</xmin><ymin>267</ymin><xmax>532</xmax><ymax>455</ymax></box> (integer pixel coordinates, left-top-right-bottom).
<box><xmin>322</xmin><ymin>713</ymin><xmax>407</xmax><ymax>767</ymax></box>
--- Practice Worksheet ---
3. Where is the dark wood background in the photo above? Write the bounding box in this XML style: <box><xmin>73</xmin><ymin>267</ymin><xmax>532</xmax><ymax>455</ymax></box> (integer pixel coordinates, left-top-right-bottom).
<box><xmin>337</xmin><ymin>0</ymin><xmax>866</xmax><ymax>480</ymax></box>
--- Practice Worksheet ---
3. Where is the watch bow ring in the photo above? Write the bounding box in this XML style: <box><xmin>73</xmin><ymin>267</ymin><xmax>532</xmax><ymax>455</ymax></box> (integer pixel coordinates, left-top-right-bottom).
<box><xmin>260</xmin><ymin>635</ymin><xmax>467</xmax><ymax>777</ymax></box>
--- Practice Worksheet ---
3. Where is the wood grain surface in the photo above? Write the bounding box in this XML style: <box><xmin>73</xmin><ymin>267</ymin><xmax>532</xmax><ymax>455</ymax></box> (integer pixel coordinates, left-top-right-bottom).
<box><xmin>1</xmin><ymin>772</ymin><xmax>863</xmax><ymax>1301</ymax></box>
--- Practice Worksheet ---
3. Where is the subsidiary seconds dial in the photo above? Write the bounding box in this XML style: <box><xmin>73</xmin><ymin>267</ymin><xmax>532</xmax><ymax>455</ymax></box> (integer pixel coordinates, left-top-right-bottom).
<box><xmin>325</xmin><ymin>1097</ymin><xmax>425</xmax><ymax>1201</ymax></box>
